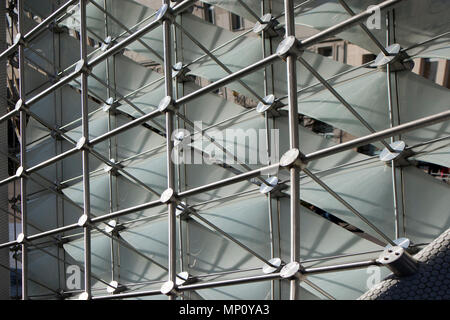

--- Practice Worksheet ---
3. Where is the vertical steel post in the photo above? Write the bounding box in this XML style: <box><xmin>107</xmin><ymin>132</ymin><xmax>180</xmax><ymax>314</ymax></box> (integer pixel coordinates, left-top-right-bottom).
<box><xmin>284</xmin><ymin>0</ymin><xmax>300</xmax><ymax>300</ymax></box>
<box><xmin>79</xmin><ymin>0</ymin><xmax>92</xmax><ymax>299</ymax></box>
<box><xmin>386</xmin><ymin>10</ymin><xmax>401</xmax><ymax>239</ymax></box>
<box><xmin>261</xmin><ymin>0</ymin><xmax>277</xmax><ymax>300</ymax></box>
<box><xmin>17</xmin><ymin>0</ymin><xmax>28</xmax><ymax>300</ymax></box>
<box><xmin>102</xmin><ymin>0</ymin><xmax>117</xmax><ymax>284</ymax></box>
<box><xmin>162</xmin><ymin>0</ymin><xmax>176</xmax><ymax>300</ymax></box>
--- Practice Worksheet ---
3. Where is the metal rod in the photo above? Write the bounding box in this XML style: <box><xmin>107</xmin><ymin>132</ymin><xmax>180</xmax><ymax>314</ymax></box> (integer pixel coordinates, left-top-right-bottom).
<box><xmin>173</xmin><ymin>111</ymin><xmax>267</xmax><ymax>185</ymax></box>
<box><xmin>283</xmin><ymin>0</ymin><xmax>301</xmax><ymax>301</ymax></box>
<box><xmin>302</xmin><ymin>167</ymin><xmax>396</xmax><ymax>246</ymax></box>
<box><xmin>173</xmin><ymin>21</ymin><xmax>265</xmax><ymax>103</ymax></box>
<box><xmin>161</xmin><ymin>1</ymin><xmax>177</xmax><ymax>299</ymax></box>
<box><xmin>303</xmin><ymin>278</ymin><xmax>336</xmax><ymax>300</ymax></box>
<box><xmin>303</xmin><ymin>110</ymin><xmax>450</xmax><ymax>162</ymax></box>
<box><xmin>184</xmin><ymin>29</ymin><xmax>253</xmax><ymax>69</ymax></box>
<box><xmin>19</xmin><ymin>0</ymin><xmax>194</xmax><ymax>110</ymax></box>
<box><xmin>303</xmin><ymin>259</ymin><xmax>378</xmax><ymax>275</ymax></box>
<box><xmin>177</xmin><ymin>163</ymin><xmax>280</xmax><ymax>199</ymax></box>
<box><xmin>299</xmin><ymin>0</ymin><xmax>404</xmax><ymax>49</ymax></box>
<box><xmin>261</xmin><ymin>0</ymin><xmax>276</xmax><ymax>300</ymax></box>
<box><xmin>87</xmin><ymin>0</ymin><xmax>194</xmax><ymax>70</ymax></box>
<box><xmin>297</xmin><ymin>56</ymin><xmax>395</xmax><ymax>152</ymax></box>
<box><xmin>87</xmin><ymin>0</ymin><xmax>165</xmax><ymax>62</ymax></box>
<box><xmin>175</xmin><ymin>53</ymin><xmax>279</xmax><ymax>107</ymax></box>
<box><xmin>92</xmin><ymin>288</ymin><xmax>161</xmax><ymax>300</ymax></box>
<box><xmin>17</xmin><ymin>0</ymin><xmax>28</xmax><ymax>300</ymax></box>
<box><xmin>338</xmin><ymin>0</ymin><xmax>389</xmax><ymax>55</ymax></box>
<box><xmin>178</xmin><ymin>273</ymin><xmax>281</xmax><ymax>291</ymax></box>
<box><xmin>0</xmin><ymin>0</ymin><xmax>78</xmax><ymax>60</ymax></box>
<box><xmin>79</xmin><ymin>0</ymin><xmax>92</xmax><ymax>299</ymax></box>
<box><xmin>236</xmin><ymin>0</ymin><xmax>264</xmax><ymax>23</ymax></box>
<box><xmin>385</xmin><ymin>10</ymin><xmax>401</xmax><ymax>239</ymax></box>
<box><xmin>190</xmin><ymin>211</ymin><xmax>276</xmax><ymax>268</ymax></box>
<box><xmin>93</xmin><ymin>271</ymin><xmax>280</xmax><ymax>299</ymax></box>
<box><xmin>89</xmin><ymin>109</ymin><xmax>162</xmax><ymax>145</ymax></box>
<box><xmin>1</xmin><ymin>108</ymin><xmax>448</xmax><ymax>193</ymax></box>
<box><xmin>91</xmin><ymin>225</ymin><xmax>168</xmax><ymax>272</ymax></box>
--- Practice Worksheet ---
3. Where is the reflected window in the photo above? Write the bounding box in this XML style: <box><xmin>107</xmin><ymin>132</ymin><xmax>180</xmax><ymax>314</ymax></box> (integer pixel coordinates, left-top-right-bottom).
<box><xmin>362</xmin><ymin>53</ymin><xmax>376</xmax><ymax>64</ymax></box>
<box><xmin>423</xmin><ymin>58</ymin><xmax>439</xmax><ymax>82</ymax></box>
<box><xmin>231</xmin><ymin>13</ymin><xmax>243</xmax><ymax>31</ymax></box>
<box><xmin>318</xmin><ymin>46</ymin><xmax>333</xmax><ymax>58</ymax></box>
<box><xmin>204</xmin><ymin>4</ymin><xmax>215</xmax><ymax>24</ymax></box>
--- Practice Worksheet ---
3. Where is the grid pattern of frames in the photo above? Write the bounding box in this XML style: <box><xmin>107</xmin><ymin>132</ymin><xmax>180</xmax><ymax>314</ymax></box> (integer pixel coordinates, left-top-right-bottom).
<box><xmin>0</xmin><ymin>0</ymin><xmax>449</xmax><ymax>300</ymax></box>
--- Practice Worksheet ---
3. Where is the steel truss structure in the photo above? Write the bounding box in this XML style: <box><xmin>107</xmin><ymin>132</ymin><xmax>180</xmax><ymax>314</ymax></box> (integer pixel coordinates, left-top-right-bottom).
<box><xmin>0</xmin><ymin>0</ymin><xmax>449</xmax><ymax>300</ymax></box>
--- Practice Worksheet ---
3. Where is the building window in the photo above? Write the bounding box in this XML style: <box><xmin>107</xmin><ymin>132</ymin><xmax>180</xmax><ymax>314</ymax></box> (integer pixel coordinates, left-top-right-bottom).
<box><xmin>362</xmin><ymin>53</ymin><xmax>377</xmax><ymax>64</ymax></box>
<box><xmin>231</xmin><ymin>13</ymin><xmax>243</xmax><ymax>31</ymax></box>
<box><xmin>204</xmin><ymin>4</ymin><xmax>215</xmax><ymax>24</ymax></box>
<box><xmin>318</xmin><ymin>46</ymin><xmax>333</xmax><ymax>58</ymax></box>
<box><xmin>423</xmin><ymin>58</ymin><xmax>439</xmax><ymax>82</ymax></box>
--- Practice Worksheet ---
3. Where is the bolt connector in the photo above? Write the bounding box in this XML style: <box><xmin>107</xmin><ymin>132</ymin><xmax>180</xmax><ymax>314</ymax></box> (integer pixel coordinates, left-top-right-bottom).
<box><xmin>256</xmin><ymin>94</ymin><xmax>282</xmax><ymax>117</ymax></box>
<box><xmin>160</xmin><ymin>188</ymin><xmax>177</xmax><ymax>204</ymax></box>
<box><xmin>276</xmin><ymin>36</ymin><xmax>303</xmax><ymax>61</ymax></box>
<box><xmin>74</xmin><ymin>59</ymin><xmax>91</xmax><ymax>75</ymax></box>
<box><xmin>280</xmin><ymin>261</ymin><xmax>306</xmax><ymax>281</ymax></box>
<box><xmin>160</xmin><ymin>280</ymin><xmax>179</xmax><ymax>296</ymax></box>
<box><xmin>280</xmin><ymin>148</ymin><xmax>308</xmax><ymax>170</ymax></box>
<box><xmin>16</xmin><ymin>233</ymin><xmax>27</xmax><ymax>244</ymax></box>
<box><xmin>172</xmin><ymin>61</ymin><xmax>192</xmax><ymax>82</ymax></box>
<box><xmin>158</xmin><ymin>96</ymin><xmax>174</xmax><ymax>113</ymax></box>
<box><xmin>253</xmin><ymin>14</ymin><xmax>284</xmax><ymax>38</ymax></box>
<box><xmin>77</xmin><ymin>214</ymin><xmax>90</xmax><ymax>228</ymax></box>
<box><xmin>15</xmin><ymin>166</ymin><xmax>27</xmax><ymax>179</ymax></box>
<box><xmin>377</xmin><ymin>245</ymin><xmax>418</xmax><ymax>277</ymax></box>
<box><xmin>102</xmin><ymin>97</ymin><xmax>121</xmax><ymax>113</ymax></box>
<box><xmin>370</xmin><ymin>44</ymin><xmax>414</xmax><ymax>72</ymax></box>
<box><xmin>107</xmin><ymin>280</ymin><xmax>127</xmax><ymax>295</ymax></box>
<box><xmin>155</xmin><ymin>4</ymin><xmax>173</xmax><ymax>23</ymax></box>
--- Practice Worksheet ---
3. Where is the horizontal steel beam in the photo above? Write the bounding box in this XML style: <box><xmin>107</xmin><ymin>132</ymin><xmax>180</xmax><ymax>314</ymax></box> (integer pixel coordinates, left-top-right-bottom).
<box><xmin>299</xmin><ymin>0</ymin><xmax>404</xmax><ymax>49</ymax></box>
<box><xmin>0</xmin><ymin>0</ymin><xmax>78</xmax><ymax>60</ymax></box>
<box><xmin>304</xmin><ymin>110</ymin><xmax>450</xmax><ymax>162</ymax></box>
<box><xmin>19</xmin><ymin>0</ymin><xmax>194</xmax><ymax>109</ymax></box>
<box><xmin>175</xmin><ymin>53</ymin><xmax>280</xmax><ymax>106</ymax></box>
<box><xmin>303</xmin><ymin>260</ymin><xmax>378</xmax><ymax>275</ymax></box>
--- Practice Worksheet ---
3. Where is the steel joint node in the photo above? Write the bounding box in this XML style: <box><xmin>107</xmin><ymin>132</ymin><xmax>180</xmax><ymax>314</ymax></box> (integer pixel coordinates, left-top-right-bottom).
<box><xmin>160</xmin><ymin>280</ymin><xmax>177</xmax><ymax>296</ymax></box>
<box><xmin>74</xmin><ymin>59</ymin><xmax>90</xmax><ymax>75</ymax></box>
<box><xmin>107</xmin><ymin>280</ymin><xmax>127</xmax><ymax>294</ymax></box>
<box><xmin>155</xmin><ymin>4</ymin><xmax>173</xmax><ymax>22</ymax></box>
<box><xmin>276</xmin><ymin>36</ymin><xmax>302</xmax><ymax>60</ymax></box>
<box><xmin>262</xmin><ymin>257</ymin><xmax>283</xmax><ymax>274</ymax></box>
<box><xmin>158</xmin><ymin>95</ymin><xmax>174</xmax><ymax>113</ymax></box>
<box><xmin>77</xmin><ymin>214</ymin><xmax>90</xmax><ymax>227</ymax></box>
<box><xmin>280</xmin><ymin>148</ymin><xmax>307</xmax><ymax>169</ymax></box>
<box><xmin>253</xmin><ymin>14</ymin><xmax>283</xmax><ymax>38</ymax></box>
<box><xmin>15</xmin><ymin>166</ymin><xmax>26</xmax><ymax>178</ymax></box>
<box><xmin>280</xmin><ymin>261</ymin><xmax>305</xmax><ymax>280</ymax></box>
<box><xmin>76</xmin><ymin>136</ymin><xmax>89</xmax><ymax>150</ymax></box>
<box><xmin>256</xmin><ymin>94</ymin><xmax>282</xmax><ymax>117</ymax></box>
<box><xmin>176</xmin><ymin>271</ymin><xmax>196</xmax><ymax>286</ymax></box>
<box><xmin>160</xmin><ymin>188</ymin><xmax>176</xmax><ymax>204</ymax></box>
<box><xmin>16</xmin><ymin>233</ymin><xmax>26</xmax><ymax>244</ymax></box>
<box><xmin>377</xmin><ymin>245</ymin><xmax>418</xmax><ymax>277</ymax></box>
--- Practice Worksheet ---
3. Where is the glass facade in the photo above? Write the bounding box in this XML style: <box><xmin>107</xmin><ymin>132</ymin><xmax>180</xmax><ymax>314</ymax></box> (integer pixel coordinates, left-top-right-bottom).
<box><xmin>0</xmin><ymin>0</ymin><xmax>448</xmax><ymax>300</ymax></box>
